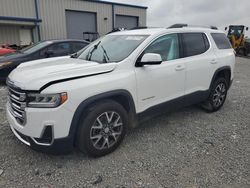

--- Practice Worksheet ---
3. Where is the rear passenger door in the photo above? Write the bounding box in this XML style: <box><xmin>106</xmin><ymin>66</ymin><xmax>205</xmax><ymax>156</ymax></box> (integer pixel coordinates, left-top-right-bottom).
<box><xmin>181</xmin><ymin>32</ymin><xmax>215</xmax><ymax>97</ymax></box>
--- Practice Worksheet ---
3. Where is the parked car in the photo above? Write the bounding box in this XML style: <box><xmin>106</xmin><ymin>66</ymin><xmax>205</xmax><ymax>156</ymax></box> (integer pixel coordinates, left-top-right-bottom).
<box><xmin>0</xmin><ymin>39</ymin><xmax>89</xmax><ymax>81</ymax></box>
<box><xmin>6</xmin><ymin>27</ymin><xmax>235</xmax><ymax>157</ymax></box>
<box><xmin>0</xmin><ymin>45</ymin><xmax>16</xmax><ymax>56</ymax></box>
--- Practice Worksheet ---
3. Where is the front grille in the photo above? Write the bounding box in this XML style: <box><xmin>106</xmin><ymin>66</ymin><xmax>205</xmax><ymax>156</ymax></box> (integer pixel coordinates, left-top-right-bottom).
<box><xmin>7</xmin><ymin>79</ymin><xmax>27</xmax><ymax>125</ymax></box>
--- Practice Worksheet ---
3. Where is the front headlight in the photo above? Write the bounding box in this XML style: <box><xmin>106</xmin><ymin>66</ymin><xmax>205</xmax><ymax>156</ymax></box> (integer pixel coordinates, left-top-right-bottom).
<box><xmin>27</xmin><ymin>93</ymin><xmax>68</xmax><ymax>108</ymax></box>
<box><xmin>0</xmin><ymin>61</ymin><xmax>12</xmax><ymax>68</ymax></box>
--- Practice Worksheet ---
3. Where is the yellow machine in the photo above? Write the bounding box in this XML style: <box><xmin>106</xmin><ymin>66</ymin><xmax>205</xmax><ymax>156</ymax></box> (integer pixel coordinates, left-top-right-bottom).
<box><xmin>225</xmin><ymin>25</ymin><xmax>249</xmax><ymax>56</ymax></box>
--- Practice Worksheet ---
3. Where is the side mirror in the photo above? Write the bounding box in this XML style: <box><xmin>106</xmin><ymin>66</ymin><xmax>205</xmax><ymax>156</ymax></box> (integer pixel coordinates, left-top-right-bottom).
<box><xmin>246</xmin><ymin>27</ymin><xmax>249</xmax><ymax>31</ymax></box>
<box><xmin>136</xmin><ymin>53</ymin><xmax>162</xmax><ymax>67</ymax></box>
<box><xmin>45</xmin><ymin>50</ymin><xmax>54</xmax><ymax>58</ymax></box>
<box><xmin>225</xmin><ymin>27</ymin><xmax>228</xmax><ymax>31</ymax></box>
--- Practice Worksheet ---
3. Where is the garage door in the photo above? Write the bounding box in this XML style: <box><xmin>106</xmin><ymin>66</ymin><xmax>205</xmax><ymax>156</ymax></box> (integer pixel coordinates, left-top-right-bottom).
<box><xmin>66</xmin><ymin>10</ymin><xmax>97</xmax><ymax>40</ymax></box>
<box><xmin>115</xmin><ymin>15</ymin><xmax>138</xmax><ymax>29</ymax></box>
<box><xmin>0</xmin><ymin>25</ymin><xmax>20</xmax><ymax>45</ymax></box>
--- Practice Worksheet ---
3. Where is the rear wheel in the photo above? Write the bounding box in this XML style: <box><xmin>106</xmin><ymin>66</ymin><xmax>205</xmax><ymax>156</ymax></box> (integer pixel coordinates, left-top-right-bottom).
<box><xmin>201</xmin><ymin>77</ymin><xmax>228</xmax><ymax>112</ymax></box>
<box><xmin>77</xmin><ymin>100</ymin><xmax>128</xmax><ymax>157</ymax></box>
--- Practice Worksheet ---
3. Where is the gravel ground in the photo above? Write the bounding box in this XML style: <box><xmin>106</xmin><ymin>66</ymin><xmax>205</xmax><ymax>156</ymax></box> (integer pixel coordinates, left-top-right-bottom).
<box><xmin>0</xmin><ymin>57</ymin><xmax>249</xmax><ymax>188</ymax></box>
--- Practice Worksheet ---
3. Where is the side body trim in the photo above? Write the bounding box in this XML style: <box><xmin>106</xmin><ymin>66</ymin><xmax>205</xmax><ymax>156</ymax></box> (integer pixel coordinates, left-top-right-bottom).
<box><xmin>137</xmin><ymin>90</ymin><xmax>210</xmax><ymax>122</ymax></box>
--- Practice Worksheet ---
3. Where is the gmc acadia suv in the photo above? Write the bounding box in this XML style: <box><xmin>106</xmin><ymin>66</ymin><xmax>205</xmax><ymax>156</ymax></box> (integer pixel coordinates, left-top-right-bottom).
<box><xmin>6</xmin><ymin>27</ymin><xmax>235</xmax><ymax>157</ymax></box>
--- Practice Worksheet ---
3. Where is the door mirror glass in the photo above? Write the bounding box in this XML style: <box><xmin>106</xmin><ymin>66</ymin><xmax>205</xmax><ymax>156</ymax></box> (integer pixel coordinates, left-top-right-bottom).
<box><xmin>137</xmin><ymin>53</ymin><xmax>162</xmax><ymax>66</ymax></box>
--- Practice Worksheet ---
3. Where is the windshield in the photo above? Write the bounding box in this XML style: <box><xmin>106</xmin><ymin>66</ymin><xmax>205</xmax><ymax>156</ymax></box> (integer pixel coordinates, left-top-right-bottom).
<box><xmin>20</xmin><ymin>41</ymin><xmax>52</xmax><ymax>54</ymax></box>
<box><xmin>228</xmin><ymin>26</ymin><xmax>244</xmax><ymax>36</ymax></box>
<box><xmin>78</xmin><ymin>35</ymin><xmax>148</xmax><ymax>63</ymax></box>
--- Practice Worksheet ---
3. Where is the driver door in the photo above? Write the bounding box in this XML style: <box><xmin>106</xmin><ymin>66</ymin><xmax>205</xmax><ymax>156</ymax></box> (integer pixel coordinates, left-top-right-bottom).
<box><xmin>135</xmin><ymin>33</ymin><xmax>186</xmax><ymax>113</ymax></box>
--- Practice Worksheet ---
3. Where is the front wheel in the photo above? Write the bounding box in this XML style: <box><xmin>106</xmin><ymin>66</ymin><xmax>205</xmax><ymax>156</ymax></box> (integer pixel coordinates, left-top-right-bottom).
<box><xmin>201</xmin><ymin>78</ymin><xmax>228</xmax><ymax>112</ymax></box>
<box><xmin>77</xmin><ymin>100</ymin><xmax>128</xmax><ymax>157</ymax></box>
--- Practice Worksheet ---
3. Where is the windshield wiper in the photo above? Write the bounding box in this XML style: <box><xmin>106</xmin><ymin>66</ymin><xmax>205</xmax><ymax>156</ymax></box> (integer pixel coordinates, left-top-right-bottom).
<box><xmin>101</xmin><ymin>45</ymin><xmax>110</xmax><ymax>63</ymax></box>
<box><xmin>70</xmin><ymin>52</ymin><xmax>78</xmax><ymax>58</ymax></box>
<box><xmin>87</xmin><ymin>41</ymin><xmax>101</xmax><ymax>61</ymax></box>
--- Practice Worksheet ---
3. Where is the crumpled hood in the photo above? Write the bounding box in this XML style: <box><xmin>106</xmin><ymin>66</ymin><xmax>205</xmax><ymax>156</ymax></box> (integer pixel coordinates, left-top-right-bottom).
<box><xmin>8</xmin><ymin>57</ymin><xmax>117</xmax><ymax>90</ymax></box>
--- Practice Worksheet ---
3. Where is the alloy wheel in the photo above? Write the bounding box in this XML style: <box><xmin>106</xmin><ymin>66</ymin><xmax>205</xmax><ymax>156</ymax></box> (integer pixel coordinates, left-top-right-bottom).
<box><xmin>212</xmin><ymin>83</ymin><xmax>226</xmax><ymax>108</ymax></box>
<box><xmin>90</xmin><ymin>111</ymin><xmax>123</xmax><ymax>150</ymax></box>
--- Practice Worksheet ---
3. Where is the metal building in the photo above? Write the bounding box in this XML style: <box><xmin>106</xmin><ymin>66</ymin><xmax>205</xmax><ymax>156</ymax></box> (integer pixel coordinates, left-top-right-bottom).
<box><xmin>0</xmin><ymin>0</ymin><xmax>147</xmax><ymax>46</ymax></box>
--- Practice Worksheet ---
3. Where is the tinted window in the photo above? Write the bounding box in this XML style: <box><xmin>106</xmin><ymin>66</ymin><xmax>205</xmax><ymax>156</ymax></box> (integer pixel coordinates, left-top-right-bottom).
<box><xmin>72</xmin><ymin>42</ymin><xmax>88</xmax><ymax>53</ymax></box>
<box><xmin>182</xmin><ymin>33</ymin><xmax>209</xmax><ymax>57</ymax></box>
<box><xmin>144</xmin><ymin>34</ymin><xmax>179</xmax><ymax>61</ymax></box>
<box><xmin>39</xmin><ymin>47</ymin><xmax>49</xmax><ymax>58</ymax></box>
<box><xmin>211</xmin><ymin>33</ymin><xmax>232</xmax><ymax>49</ymax></box>
<box><xmin>48</xmin><ymin>42</ymin><xmax>71</xmax><ymax>56</ymax></box>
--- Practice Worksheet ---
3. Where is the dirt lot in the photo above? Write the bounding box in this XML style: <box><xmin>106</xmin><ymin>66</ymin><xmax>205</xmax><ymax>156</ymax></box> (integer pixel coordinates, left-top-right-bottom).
<box><xmin>0</xmin><ymin>57</ymin><xmax>249</xmax><ymax>188</ymax></box>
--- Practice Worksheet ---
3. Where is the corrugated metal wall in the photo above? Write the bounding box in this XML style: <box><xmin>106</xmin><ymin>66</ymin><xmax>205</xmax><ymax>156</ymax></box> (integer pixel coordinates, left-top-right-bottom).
<box><xmin>38</xmin><ymin>0</ymin><xmax>147</xmax><ymax>40</ymax></box>
<box><xmin>0</xmin><ymin>0</ymin><xmax>36</xmax><ymax>18</ymax></box>
<box><xmin>114</xmin><ymin>5</ymin><xmax>147</xmax><ymax>27</ymax></box>
<box><xmin>0</xmin><ymin>0</ymin><xmax>147</xmax><ymax>43</ymax></box>
<box><xmin>0</xmin><ymin>0</ymin><xmax>36</xmax><ymax>45</ymax></box>
<box><xmin>38</xmin><ymin>0</ymin><xmax>113</xmax><ymax>40</ymax></box>
<box><xmin>0</xmin><ymin>25</ymin><xmax>20</xmax><ymax>45</ymax></box>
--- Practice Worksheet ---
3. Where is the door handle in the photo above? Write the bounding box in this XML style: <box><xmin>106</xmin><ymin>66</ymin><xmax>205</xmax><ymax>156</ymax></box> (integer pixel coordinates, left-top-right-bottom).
<box><xmin>210</xmin><ymin>59</ymin><xmax>218</xmax><ymax>64</ymax></box>
<box><xmin>175</xmin><ymin>65</ymin><xmax>185</xmax><ymax>71</ymax></box>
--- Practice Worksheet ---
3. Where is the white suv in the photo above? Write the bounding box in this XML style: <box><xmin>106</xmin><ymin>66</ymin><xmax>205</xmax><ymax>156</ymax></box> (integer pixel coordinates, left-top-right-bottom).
<box><xmin>6</xmin><ymin>27</ymin><xmax>235</xmax><ymax>157</ymax></box>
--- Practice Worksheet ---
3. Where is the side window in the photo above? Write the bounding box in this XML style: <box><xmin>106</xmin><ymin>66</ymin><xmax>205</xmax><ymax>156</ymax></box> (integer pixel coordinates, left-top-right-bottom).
<box><xmin>72</xmin><ymin>42</ymin><xmax>88</xmax><ymax>53</ymax></box>
<box><xmin>47</xmin><ymin>42</ymin><xmax>71</xmax><ymax>56</ymax></box>
<box><xmin>144</xmin><ymin>34</ymin><xmax>179</xmax><ymax>61</ymax></box>
<box><xmin>182</xmin><ymin>33</ymin><xmax>209</xmax><ymax>57</ymax></box>
<box><xmin>39</xmin><ymin>47</ymin><xmax>49</xmax><ymax>58</ymax></box>
<box><xmin>211</xmin><ymin>33</ymin><xmax>232</xmax><ymax>49</ymax></box>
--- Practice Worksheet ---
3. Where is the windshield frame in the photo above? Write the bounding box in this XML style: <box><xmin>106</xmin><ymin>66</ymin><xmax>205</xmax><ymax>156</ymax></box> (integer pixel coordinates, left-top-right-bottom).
<box><xmin>77</xmin><ymin>34</ymin><xmax>149</xmax><ymax>63</ymax></box>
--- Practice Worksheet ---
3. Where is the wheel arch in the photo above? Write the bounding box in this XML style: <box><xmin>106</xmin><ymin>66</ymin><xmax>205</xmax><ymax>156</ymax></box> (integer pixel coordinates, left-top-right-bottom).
<box><xmin>210</xmin><ymin>66</ymin><xmax>231</xmax><ymax>89</ymax></box>
<box><xmin>68</xmin><ymin>89</ymin><xmax>137</xmax><ymax>145</ymax></box>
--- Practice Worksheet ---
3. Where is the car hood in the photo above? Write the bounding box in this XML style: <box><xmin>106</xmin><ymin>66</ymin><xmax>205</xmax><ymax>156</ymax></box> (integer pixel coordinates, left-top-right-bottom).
<box><xmin>8</xmin><ymin>57</ymin><xmax>117</xmax><ymax>91</ymax></box>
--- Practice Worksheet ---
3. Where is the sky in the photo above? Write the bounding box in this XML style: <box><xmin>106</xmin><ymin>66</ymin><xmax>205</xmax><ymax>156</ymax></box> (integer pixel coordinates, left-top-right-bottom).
<box><xmin>115</xmin><ymin>0</ymin><xmax>250</xmax><ymax>35</ymax></box>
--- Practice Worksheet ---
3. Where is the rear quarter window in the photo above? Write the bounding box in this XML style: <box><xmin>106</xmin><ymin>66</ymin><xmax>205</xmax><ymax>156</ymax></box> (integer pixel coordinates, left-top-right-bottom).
<box><xmin>182</xmin><ymin>33</ymin><xmax>210</xmax><ymax>57</ymax></box>
<box><xmin>211</xmin><ymin>33</ymin><xmax>232</xmax><ymax>49</ymax></box>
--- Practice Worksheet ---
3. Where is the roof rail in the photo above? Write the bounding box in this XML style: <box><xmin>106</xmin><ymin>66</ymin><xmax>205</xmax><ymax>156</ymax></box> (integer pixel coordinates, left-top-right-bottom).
<box><xmin>168</xmin><ymin>24</ymin><xmax>188</xmax><ymax>28</ymax></box>
<box><xmin>130</xmin><ymin>26</ymin><xmax>161</xmax><ymax>30</ymax></box>
<box><xmin>210</xmin><ymin>26</ymin><xmax>218</xmax><ymax>30</ymax></box>
<box><xmin>168</xmin><ymin>24</ymin><xmax>218</xmax><ymax>30</ymax></box>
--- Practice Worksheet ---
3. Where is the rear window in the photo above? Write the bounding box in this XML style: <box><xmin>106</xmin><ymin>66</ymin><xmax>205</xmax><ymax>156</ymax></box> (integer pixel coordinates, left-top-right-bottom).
<box><xmin>182</xmin><ymin>33</ymin><xmax>210</xmax><ymax>57</ymax></box>
<box><xmin>211</xmin><ymin>33</ymin><xmax>232</xmax><ymax>49</ymax></box>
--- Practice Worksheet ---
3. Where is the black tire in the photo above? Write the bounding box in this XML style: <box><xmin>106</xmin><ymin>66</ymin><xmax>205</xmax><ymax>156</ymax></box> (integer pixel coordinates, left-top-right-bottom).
<box><xmin>77</xmin><ymin>100</ymin><xmax>128</xmax><ymax>157</ymax></box>
<box><xmin>238</xmin><ymin>48</ymin><xmax>246</xmax><ymax>56</ymax></box>
<box><xmin>201</xmin><ymin>77</ymin><xmax>228</xmax><ymax>113</ymax></box>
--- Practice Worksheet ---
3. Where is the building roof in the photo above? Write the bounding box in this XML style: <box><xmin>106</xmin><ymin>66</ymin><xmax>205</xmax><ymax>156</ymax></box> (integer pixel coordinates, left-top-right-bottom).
<box><xmin>84</xmin><ymin>0</ymin><xmax>148</xmax><ymax>9</ymax></box>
